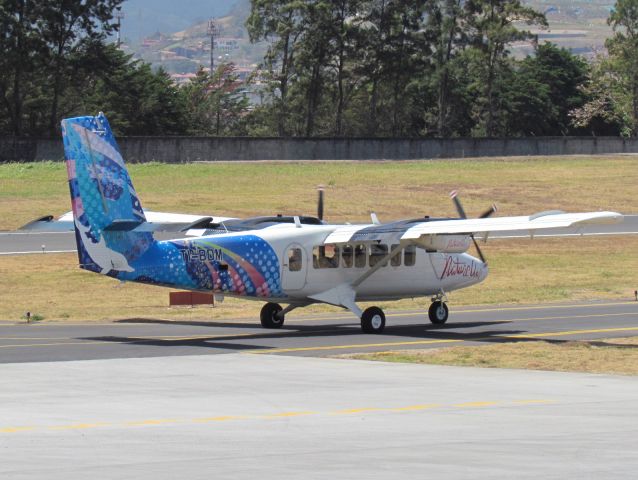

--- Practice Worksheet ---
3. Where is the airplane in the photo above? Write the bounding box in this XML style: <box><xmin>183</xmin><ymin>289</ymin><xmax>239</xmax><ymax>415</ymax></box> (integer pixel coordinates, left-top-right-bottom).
<box><xmin>61</xmin><ymin>112</ymin><xmax>623</xmax><ymax>334</ymax></box>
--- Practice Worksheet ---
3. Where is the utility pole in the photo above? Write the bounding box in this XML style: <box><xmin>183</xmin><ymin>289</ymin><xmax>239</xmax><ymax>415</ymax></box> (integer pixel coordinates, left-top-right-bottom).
<box><xmin>115</xmin><ymin>7</ymin><xmax>125</xmax><ymax>47</ymax></box>
<box><xmin>207</xmin><ymin>18</ymin><xmax>220</xmax><ymax>72</ymax></box>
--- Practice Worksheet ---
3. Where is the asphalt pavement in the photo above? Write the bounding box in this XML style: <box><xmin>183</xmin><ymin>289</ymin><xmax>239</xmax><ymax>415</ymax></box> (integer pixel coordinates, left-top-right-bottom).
<box><xmin>1</xmin><ymin>300</ymin><xmax>637</xmax><ymax>363</ymax></box>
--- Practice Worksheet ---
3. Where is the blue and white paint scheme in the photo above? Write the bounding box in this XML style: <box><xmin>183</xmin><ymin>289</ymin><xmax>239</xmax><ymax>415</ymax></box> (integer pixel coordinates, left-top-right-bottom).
<box><xmin>62</xmin><ymin>113</ymin><xmax>623</xmax><ymax>333</ymax></box>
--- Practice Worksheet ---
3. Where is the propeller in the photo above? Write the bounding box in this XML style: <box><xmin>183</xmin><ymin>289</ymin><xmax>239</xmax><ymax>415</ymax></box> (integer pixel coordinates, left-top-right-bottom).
<box><xmin>317</xmin><ymin>186</ymin><xmax>325</xmax><ymax>221</ymax></box>
<box><xmin>449</xmin><ymin>190</ymin><xmax>497</xmax><ymax>265</ymax></box>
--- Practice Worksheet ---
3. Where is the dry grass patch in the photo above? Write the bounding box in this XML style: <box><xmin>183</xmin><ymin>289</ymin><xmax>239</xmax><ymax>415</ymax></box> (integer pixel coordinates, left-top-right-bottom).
<box><xmin>348</xmin><ymin>337</ymin><xmax>638</xmax><ymax>375</ymax></box>
<box><xmin>1</xmin><ymin>156</ymin><xmax>637</xmax><ymax>230</ymax></box>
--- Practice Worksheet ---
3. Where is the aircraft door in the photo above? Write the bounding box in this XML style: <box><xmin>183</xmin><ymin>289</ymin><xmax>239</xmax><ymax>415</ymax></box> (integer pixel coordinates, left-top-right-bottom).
<box><xmin>282</xmin><ymin>244</ymin><xmax>308</xmax><ymax>291</ymax></box>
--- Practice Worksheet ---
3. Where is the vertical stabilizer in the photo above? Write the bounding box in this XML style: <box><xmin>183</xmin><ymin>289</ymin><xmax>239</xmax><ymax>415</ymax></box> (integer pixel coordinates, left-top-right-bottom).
<box><xmin>62</xmin><ymin>113</ymin><xmax>153</xmax><ymax>274</ymax></box>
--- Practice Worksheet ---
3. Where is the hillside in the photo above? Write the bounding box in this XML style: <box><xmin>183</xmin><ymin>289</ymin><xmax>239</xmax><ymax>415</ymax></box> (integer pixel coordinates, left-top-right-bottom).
<box><xmin>126</xmin><ymin>0</ymin><xmax>615</xmax><ymax>76</ymax></box>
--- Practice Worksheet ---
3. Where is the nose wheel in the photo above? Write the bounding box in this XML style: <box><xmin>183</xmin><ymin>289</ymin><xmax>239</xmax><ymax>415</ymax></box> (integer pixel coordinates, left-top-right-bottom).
<box><xmin>428</xmin><ymin>301</ymin><xmax>449</xmax><ymax>325</ymax></box>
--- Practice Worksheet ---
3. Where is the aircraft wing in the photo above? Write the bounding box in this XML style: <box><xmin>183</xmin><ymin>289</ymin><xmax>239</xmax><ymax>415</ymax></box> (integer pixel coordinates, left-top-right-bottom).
<box><xmin>324</xmin><ymin>211</ymin><xmax>624</xmax><ymax>244</ymax></box>
<box><xmin>19</xmin><ymin>210</ymin><xmax>237</xmax><ymax>233</ymax></box>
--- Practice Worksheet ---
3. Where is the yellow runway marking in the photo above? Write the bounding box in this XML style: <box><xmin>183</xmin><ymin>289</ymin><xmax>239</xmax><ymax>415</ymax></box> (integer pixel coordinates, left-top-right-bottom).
<box><xmin>389</xmin><ymin>404</ymin><xmax>440</xmax><ymax>412</ymax></box>
<box><xmin>244</xmin><ymin>339</ymin><xmax>459</xmax><ymax>355</ymax></box>
<box><xmin>288</xmin><ymin>301</ymin><xmax>637</xmax><ymax>323</ymax></box>
<box><xmin>0</xmin><ymin>426</ymin><xmax>35</xmax><ymax>433</ymax></box>
<box><xmin>505</xmin><ymin>326</ymin><xmax>638</xmax><ymax>339</ymax></box>
<box><xmin>261</xmin><ymin>411</ymin><xmax>316</xmax><ymax>419</ymax></box>
<box><xmin>126</xmin><ymin>419</ymin><xmax>178</xmax><ymax>427</ymax></box>
<box><xmin>0</xmin><ymin>341</ymin><xmax>113</xmax><ymax>349</ymax></box>
<box><xmin>244</xmin><ymin>324</ymin><xmax>638</xmax><ymax>355</ymax></box>
<box><xmin>333</xmin><ymin>408</ymin><xmax>384</xmax><ymax>415</ymax></box>
<box><xmin>0</xmin><ymin>398</ymin><xmax>553</xmax><ymax>434</ymax></box>
<box><xmin>0</xmin><ymin>333</ymin><xmax>261</xmax><ymax>349</ymax></box>
<box><xmin>194</xmin><ymin>416</ymin><xmax>247</xmax><ymax>423</ymax></box>
<box><xmin>454</xmin><ymin>401</ymin><xmax>499</xmax><ymax>408</ymax></box>
<box><xmin>49</xmin><ymin>423</ymin><xmax>108</xmax><ymax>430</ymax></box>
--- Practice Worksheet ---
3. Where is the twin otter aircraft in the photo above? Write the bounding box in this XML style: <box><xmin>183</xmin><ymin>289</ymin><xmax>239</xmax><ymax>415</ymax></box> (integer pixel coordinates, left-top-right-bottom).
<box><xmin>63</xmin><ymin>113</ymin><xmax>622</xmax><ymax>333</ymax></box>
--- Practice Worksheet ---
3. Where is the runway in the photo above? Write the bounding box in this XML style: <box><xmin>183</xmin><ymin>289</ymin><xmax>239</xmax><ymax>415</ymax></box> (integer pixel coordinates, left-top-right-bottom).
<box><xmin>2</xmin><ymin>301</ymin><xmax>637</xmax><ymax>478</ymax></box>
<box><xmin>1</xmin><ymin>300</ymin><xmax>637</xmax><ymax>363</ymax></box>
<box><xmin>2</xmin><ymin>214</ymin><xmax>638</xmax><ymax>254</ymax></box>
<box><xmin>2</xmin><ymin>353</ymin><xmax>638</xmax><ymax>478</ymax></box>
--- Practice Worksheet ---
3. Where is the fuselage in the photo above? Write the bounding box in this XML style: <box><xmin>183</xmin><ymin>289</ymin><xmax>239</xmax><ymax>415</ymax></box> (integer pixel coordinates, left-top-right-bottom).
<box><xmin>110</xmin><ymin>223</ymin><xmax>489</xmax><ymax>303</ymax></box>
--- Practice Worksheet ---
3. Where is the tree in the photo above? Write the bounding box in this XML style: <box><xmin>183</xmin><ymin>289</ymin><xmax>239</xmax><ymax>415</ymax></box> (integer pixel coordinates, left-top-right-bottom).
<box><xmin>464</xmin><ymin>0</ymin><xmax>547</xmax><ymax>136</ymax></box>
<box><xmin>72</xmin><ymin>45</ymin><xmax>188</xmax><ymax>136</ymax></box>
<box><xmin>247</xmin><ymin>0</ymin><xmax>307</xmax><ymax>136</ymax></box>
<box><xmin>606</xmin><ymin>0</ymin><xmax>638</xmax><ymax>135</ymax></box>
<box><xmin>38</xmin><ymin>0</ymin><xmax>123</xmax><ymax>135</ymax></box>
<box><xmin>505</xmin><ymin>43</ymin><xmax>589</xmax><ymax>136</ymax></box>
<box><xmin>180</xmin><ymin>64</ymin><xmax>251</xmax><ymax>136</ymax></box>
<box><xmin>569</xmin><ymin>53</ymin><xmax>628</xmax><ymax>136</ymax></box>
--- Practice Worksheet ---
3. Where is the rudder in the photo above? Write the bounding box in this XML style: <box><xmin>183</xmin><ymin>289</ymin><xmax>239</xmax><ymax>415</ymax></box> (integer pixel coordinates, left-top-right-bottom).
<box><xmin>62</xmin><ymin>112</ymin><xmax>153</xmax><ymax>274</ymax></box>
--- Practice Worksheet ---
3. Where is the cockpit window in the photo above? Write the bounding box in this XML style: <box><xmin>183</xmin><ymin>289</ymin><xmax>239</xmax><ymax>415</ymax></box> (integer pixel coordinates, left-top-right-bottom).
<box><xmin>288</xmin><ymin>248</ymin><xmax>302</xmax><ymax>271</ymax></box>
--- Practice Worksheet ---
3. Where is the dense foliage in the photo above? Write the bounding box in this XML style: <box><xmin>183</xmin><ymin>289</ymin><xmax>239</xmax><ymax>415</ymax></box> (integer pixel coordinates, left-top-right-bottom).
<box><xmin>1</xmin><ymin>0</ymin><xmax>638</xmax><ymax>137</ymax></box>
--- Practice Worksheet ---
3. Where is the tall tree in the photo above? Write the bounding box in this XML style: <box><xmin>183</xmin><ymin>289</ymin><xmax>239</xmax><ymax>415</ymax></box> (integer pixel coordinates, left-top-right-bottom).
<box><xmin>464</xmin><ymin>0</ymin><xmax>547</xmax><ymax>136</ymax></box>
<box><xmin>180</xmin><ymin>64</ymin><xmax>250</xmax><ymax>136</ymax></box>
<box><xmin>247</xmin><ymin>0</ymin><xmax>307</xmax><ymax>136</ymax></box>
<box><xmin>505</xmin><ymin>43</ymin><xmax>589</xmax><ymax>136</ymax></box>
<box><xmin>606</xmin><ymin>0</ymin><xmax>638</xmax><ymax>135</ymax></box>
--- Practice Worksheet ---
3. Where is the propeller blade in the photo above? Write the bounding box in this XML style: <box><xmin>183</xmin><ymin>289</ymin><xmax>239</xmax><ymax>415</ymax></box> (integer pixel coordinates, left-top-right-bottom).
<box><xmin>479</xmin><ymin>203</ymin><xmax>498</xmax><ymax>219</ymax></box>
<box><xmin>449</xmin><ymin>190</ymin><xmax>467</xmax><ymax>219</ymax></box>
<box><xmin>317</xmin><ymin>186</ymin><xmax>325</xmax><ymax>221</ymax></box>
<box><xmin>471</xmin><ymin>234</ymin><xmax>487</xmax><ymax>265</ymax></box>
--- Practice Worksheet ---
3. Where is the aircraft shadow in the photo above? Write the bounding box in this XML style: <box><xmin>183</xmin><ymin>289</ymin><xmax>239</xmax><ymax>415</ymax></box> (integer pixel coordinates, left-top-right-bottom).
<box><xmin>86</xmin><ymin>319</ymin><xmax>637</xmax><ymax>353</ymax></box>
<box><xmin>81</xmin><ymin>320</ymin><xmax>528</xmax><ymax>352</ymax></box>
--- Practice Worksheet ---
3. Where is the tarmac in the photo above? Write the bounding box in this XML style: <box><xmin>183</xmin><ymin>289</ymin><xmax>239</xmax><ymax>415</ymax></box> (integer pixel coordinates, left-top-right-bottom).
<box><xmin>1</xmin><ymin>300</ymin><xmax>637</xmax><ymax>363</ymax></box>
<box><xmin>1</xmin><ymin>353</ymin><xmax>638</xmax><ymax>479</ymax></box>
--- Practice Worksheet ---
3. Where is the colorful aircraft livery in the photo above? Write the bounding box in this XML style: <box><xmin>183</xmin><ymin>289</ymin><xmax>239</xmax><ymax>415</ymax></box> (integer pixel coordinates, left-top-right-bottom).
<box><xmin>63</xmin><ymin>113</ymin><xmax>283</xmax><ymax>298</ymax></box>
<box><xmin>62</xmin><ymin>112</ymin><xmax>622</xmax><ymax>333</ymax></box>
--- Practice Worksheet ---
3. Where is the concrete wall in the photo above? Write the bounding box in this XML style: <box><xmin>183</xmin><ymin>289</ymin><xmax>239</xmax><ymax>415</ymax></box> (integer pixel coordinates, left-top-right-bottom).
<box><xmin>2</xmin><ymin>136</ymin><xmax>638</xmax><ymax>163</ymax></box>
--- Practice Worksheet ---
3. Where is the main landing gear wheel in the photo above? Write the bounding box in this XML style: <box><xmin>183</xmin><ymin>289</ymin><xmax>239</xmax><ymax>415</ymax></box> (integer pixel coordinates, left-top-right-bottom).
<box><xmin>260</xmin><ymin>302</ymin><xmax>284</xmax><ymax>329</ymax></box>
<box><xmin>361</xmin><ymin>306</ymin><xmax>386</xmax><ymax>334</ymax></box>
<box><xmin>428</xmin><ymin>301</ymin><xmax>449</xmax><ymax>325</ymax></box>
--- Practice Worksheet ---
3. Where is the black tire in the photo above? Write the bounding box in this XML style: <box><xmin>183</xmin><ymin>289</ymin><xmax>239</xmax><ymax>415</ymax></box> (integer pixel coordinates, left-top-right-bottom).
<box><xmin>361</xmin><ymin>306</ymin><xmax>386</xmax><ymax>334</ymax></box>
<box><xmin>428</xmin><ymin>301</ymin><xmax>449</xmax><ymax>325</ymax></box>
<box><xmin>260</xmin><ymin>302</ymin><xmax>284</xmax><ymax>328</ymax></box>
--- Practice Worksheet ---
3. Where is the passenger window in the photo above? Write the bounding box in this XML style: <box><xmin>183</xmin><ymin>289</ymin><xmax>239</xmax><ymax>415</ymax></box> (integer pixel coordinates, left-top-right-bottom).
<box><xmin>313</xmin><ymin>244</ymin><xmax>339</xmax><ymax>269</ymax></box>
<box><xmin>390</xmin><ymin>244</ymin><xmax>401</xmax><ymax>267</ymax></box>
<box><xmin>404</xmin><ymin>245</ymin><xmax>416</xmax><ymax>266</ymax></box>
<box><xmin>288</xmin><ymin>248</ymin><xmax>302</xmax><ymax>272</ymax></box>
<box><xmin>341</xmin><ymin>244</ymin><xmax>353</xmax><ymax>268</ymax></box>
<box><xmin>369</xmin><ymin>244</ymin><xmax>388</xmax><ymax>267</ymax></box>
<box><xmin>354</xmin><ymin>244</ymin><xmax>367</xmax><ymax>268</ymax></box>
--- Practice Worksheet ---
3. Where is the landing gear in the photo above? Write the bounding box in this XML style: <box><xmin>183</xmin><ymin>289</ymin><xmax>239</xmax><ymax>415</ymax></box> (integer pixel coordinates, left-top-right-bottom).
<box><xmin>260</xmin><ymin>302</ymin><xmax>284</xmax><ymax>329</ymax></box>
<box><xmin>361</xmin><ymin>306</ymin><xmax>386</xmax><ymax>334</ymax></box>
<box><xmin>428</xmin><ymin>301</ymin><xmax>449</xmax><ymax>325</ymax></box>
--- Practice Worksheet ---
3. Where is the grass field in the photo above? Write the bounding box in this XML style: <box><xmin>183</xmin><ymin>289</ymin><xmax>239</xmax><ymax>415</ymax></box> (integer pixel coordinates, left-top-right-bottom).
<box><xmin>1</xmin><ymin>156</ymin><xmax>637</xmax><ymax>230</ymax></box>
<box><xmin>1</xmin><ymin>156</ymin><xmax>637</xmax><ymax>322</ymax></box>
<box><xmin>347</xmin><ymin>337</ymin><xmax>638</xmax><ymax>376</ymax></box>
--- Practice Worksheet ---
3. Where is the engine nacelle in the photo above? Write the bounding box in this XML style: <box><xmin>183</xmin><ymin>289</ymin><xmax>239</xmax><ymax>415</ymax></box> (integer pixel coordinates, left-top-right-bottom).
<box><xmin>414</xmin><ymin>235</ymin><xmax>472</xmax><ymax>253</ymax></box>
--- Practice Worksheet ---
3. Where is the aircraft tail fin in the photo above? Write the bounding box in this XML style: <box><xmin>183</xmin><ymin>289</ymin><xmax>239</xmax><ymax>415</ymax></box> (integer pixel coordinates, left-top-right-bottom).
<box><xmin>62</xmin><ymin>112</ymin><xmax>153</xmax><ymax>274</ymax></box>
